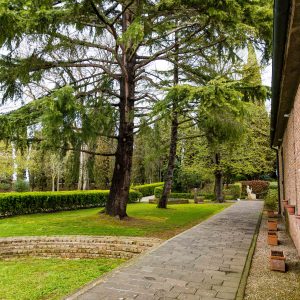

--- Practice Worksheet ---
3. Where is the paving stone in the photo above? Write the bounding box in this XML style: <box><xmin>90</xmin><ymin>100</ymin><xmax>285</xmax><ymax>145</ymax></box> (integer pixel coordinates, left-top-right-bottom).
<box><xmin>67</xmin><ymin>201</ymin><xmax>263</xmax><ymax>300</ymax></box>
<box><xmin>177</xmin><ymin>294</ymin><xmax>201</xmax><ymax>300</ymax></box>
<box><xmin>195</xmin><ymin>289</ymin><xmax>217</xmax><ymax>297</ymax></box>
<box><xmin>216</xmin><ymin>291</ymin><xmax>236</xmax><ymax>299</ymax></box>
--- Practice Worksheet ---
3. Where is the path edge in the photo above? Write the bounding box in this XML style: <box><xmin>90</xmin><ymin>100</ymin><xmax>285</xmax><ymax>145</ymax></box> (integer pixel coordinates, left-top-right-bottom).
<box><xmin>235</xmin><ymin>209</ymin><xmax>263</xmax><ymax>300</ymax></box>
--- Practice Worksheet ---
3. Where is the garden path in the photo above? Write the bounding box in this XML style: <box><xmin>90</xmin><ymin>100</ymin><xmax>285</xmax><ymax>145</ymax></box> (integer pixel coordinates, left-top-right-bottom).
<box><xmin>66</xmin><ymin>201</ymin><xmax>263</xmax><ymax>300</ymax></box>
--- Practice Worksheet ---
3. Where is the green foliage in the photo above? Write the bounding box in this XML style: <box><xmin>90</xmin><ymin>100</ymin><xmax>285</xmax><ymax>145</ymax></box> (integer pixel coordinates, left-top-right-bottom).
<box><xmin>269</xmin><ymin>181</ymin><xmax>278</xmax><ymax>190</ymax></box>
<box><xmin>241</xmin><ymin>180</ymin><xmax>270</xmax><ymax>198</ymax></box>
<box><xmin>264</xmin><ymin>189</ymin><xmax>278</xmax><ymax>210</ymax></box>
<box><xmin>132</xmin><ymin>121</ymin><xmax>168</xmax><ymax>184</ymax></box>
<box><xmin>168</xmin><ymin>192</ymin><xmax>194</xmax><ymax>199</ymax></box>
<box><xmin>0</xmin><ymin>190</ymin><xmax>142</xmax><ymax>217</ymax></box>
<box><xmin>223</xmin><ymin>183</ymin><xmax>241</xmax><ymax>200</ymax></box>
<box><xmin>13</xmin><ymin>179</ymin><xmax>30</xmax><ymax>192</ymax></box>
<box><xmin>154</xmin><ymin>186</ymin><xmax>193</xmax><ymax>199</ymax></box>
<box><xmin>132</xmin><ymin>182</ymin><xmax>164</xmax><ymax>197</ymax></box>
<box><xmin>0</xmin><ymin>182</ymin><xmax>10</xmax><ymax>191</ymax></box>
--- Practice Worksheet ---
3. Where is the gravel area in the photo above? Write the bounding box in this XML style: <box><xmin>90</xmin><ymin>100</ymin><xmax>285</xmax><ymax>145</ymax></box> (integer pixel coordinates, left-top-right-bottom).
<box><xmin>244</xmin><ymin>213</ymin><xmax>300</xmax><ymax>300</ymax></box>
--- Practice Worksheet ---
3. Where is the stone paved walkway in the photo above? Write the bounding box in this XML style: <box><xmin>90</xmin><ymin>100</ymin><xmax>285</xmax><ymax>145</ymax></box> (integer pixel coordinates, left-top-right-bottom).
<box><xmin>66</xmin><ymin>201</ymin><xmax>263</xmax><ymax>300</ymax></box>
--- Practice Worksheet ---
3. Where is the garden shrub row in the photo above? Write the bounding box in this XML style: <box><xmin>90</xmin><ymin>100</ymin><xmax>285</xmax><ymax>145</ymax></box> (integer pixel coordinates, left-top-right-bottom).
<box><xmin>132</xmin><ymin>182</ymin><xmax>164</xmax><ymax>197</ymax></box>
<box><xmin>154</xmin><ymin>187</ymin><xmax>193</xmax><ymax>199</ymax></box>
<box><xmin>223</xmin><ymin>183</ymin><xmax>242</xmax><ymax>200</ymax></box>
<box><xmin>0</xmin><ymin>190</ymin><xmax>142</xmax><ymax>217</ymax></box>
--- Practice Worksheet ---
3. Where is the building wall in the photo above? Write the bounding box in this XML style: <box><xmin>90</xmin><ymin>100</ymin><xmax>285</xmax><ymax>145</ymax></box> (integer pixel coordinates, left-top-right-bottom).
<box><xmin>279</xmin><ymin>83</ymin><xmax>300</xmax><ymax>255</ymax></box>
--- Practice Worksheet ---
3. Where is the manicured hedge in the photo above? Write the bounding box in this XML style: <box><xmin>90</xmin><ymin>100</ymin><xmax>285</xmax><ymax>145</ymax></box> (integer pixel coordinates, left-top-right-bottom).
<box><xmin>132</xmin><ymin>182</ymin><xmax>164</xmax><ymax>197</ymax></box>
<box><xmin>154</xmin><ymin>187</ymin><xmax>193</xmax><ymax>199</ymax></box>
<box><xmin>240</xmin><ymin>180</ymin><xmax>270</xmax><ymax>198</ymax></box>
<box><xmin>0</xmin><ymin>190</ymin><xmax>142</xmax><ymax>217</ymax></box>
<box><xmin>224</xmin><ymin>183</ymin><xmax>242</xmax><ymax>200</ymax></box>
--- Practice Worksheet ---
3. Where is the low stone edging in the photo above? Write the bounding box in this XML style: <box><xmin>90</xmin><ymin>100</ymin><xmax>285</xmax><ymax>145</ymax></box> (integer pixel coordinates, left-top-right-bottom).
<box><xmin>0</xmin><ymin>236</ymin><xmax>162</xmax><ymax>259</ymax></box>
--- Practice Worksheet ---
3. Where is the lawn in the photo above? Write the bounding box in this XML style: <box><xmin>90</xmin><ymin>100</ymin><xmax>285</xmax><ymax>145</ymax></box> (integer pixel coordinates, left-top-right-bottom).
<box><xmin>0</xmin><ymin>203</ymin><xmax>231</xmax><ymax>239</ymax></box>
<box><xmin>0</xmin><ymin>257</ymin><xmax>123</xmax><ymax>300</ymax></box>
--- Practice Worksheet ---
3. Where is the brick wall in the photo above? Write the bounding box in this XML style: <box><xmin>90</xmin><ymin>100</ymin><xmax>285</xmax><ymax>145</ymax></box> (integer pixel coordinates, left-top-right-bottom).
<box><xmin>279</xmin><ymin>83</ymin><xmax>300</xmax><ymax>254</ymax></box>
<box><xmin>0</xmin><ymin>236</ymin><xmax>161</xmax><ymax>259</ymax></box>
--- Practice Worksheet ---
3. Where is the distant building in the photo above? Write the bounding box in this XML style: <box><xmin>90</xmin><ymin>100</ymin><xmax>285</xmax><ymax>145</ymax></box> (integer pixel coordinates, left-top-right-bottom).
<box><xmin>271</xmin><ymin>0</ymin><xmax>300</xmax><ymax>254</ymax></box>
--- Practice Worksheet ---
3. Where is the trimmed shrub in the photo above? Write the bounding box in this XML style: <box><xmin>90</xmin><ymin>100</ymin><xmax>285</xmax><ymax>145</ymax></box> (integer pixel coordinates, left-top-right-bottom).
<box><xmin>13</xmin><ymin>179</ymin><xmax>30</xmax><ymax>192</ymax></box>
<box><xmin>132</xmin><ymin>182</ymin><xmax>164</xmax><ymax>197</ymax></box>
<box><xmin>269</xmin><ymin>181</ymin><xmax>278</xmax><ymax>190</ymax></box>
<box><xmin>0</xmin><ymin>182</ymin><xmax>11</xmax><ymax>192</ymax></box>
<box><xmin>265</xmin><ymin>189</ymin><xmax>278</xmax><ymax>210</ymax></box>
<box><xmin>169</xmin><ymin>192</ymin><xmax>194</xmax><ymax>199</ymax></box>
<box><xmin>199</xmin><ymin>192</ymin><xmax>215</xmax><ymax>200</ymax></box>
<box><xmin>154</xmin><ymin>187</ymin><xmax>193</xmax><ymax>199</ymax></box>
<box><xmin>240</xmin><ymin>180</ymin><xmax>270</xmax><ymax>199</ymax></box>
<box><xmin>224</xmin><ymin>183</ymin><xmax>242</xmax><ymax>200</ymax></box>
<box><xmin>0</xmin><ymin>189</ymin><xmax>142</xmax><ymax>217</ymax></box>
<box><xmin>154</xmin><ymin>186</ymin><xmax>163</xmax><ymax>198</ymax></box>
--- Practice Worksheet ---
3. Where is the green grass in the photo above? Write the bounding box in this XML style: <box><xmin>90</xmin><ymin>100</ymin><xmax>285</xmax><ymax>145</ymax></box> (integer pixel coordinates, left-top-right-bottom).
<box><xmin>0</xmin><ymin>257</ymin><xmax>123</xmax><ymax>300</ymax></box>
<box><xmin>0</xmin><ymin>203</ymin><xmax>231</xmax><ymax>238</ymax></box>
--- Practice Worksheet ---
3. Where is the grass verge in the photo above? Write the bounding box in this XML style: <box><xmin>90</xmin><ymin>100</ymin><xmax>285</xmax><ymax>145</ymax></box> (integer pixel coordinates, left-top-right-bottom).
<box><xmin>0</xmin><ymin>203</ymin><xmax>231</xmax><ymax>239</ymax></box>
<box><xmin>0</xmin><ymin>257</ymin><xmax>123</xmax><ymax>300</ymax></box>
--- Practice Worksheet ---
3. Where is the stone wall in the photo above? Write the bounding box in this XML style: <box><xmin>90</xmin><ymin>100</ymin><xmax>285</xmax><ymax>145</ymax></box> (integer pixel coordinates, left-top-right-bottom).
<box><xmin>0</xmin><ymin>236</ymin><xmax>162</xmax><ymax>259</ymax></box>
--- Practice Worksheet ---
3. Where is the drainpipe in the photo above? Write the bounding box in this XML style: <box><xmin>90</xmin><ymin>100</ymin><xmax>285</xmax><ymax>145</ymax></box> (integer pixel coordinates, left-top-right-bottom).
<box><xmin>272</xmin><ymin>146</ymin><xmax>281</xmax><ymax>215</ymax></box>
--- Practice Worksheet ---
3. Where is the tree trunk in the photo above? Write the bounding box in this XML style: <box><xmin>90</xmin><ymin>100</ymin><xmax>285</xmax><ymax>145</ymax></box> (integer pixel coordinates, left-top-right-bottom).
<box><xmin>78</xmin><ymin>143</ymin><xmax>90</xmax><ymax>190</ymax></box>
<box><xmin>52</xmin><ymin>176</ymin><xmax>55</xmax><ymax>192</ymax></box>
<box><xmin>214</xmin><ymin>153</ymin><xmax>224</xmax><ymax>203</ymax></box>
<box><xmin>158</xmin><ymin>36</ymin><xmax>179</xmax><ymax>209</ymax></box>
<box><xmin>158</xmin><ymin>112</ymin><xmax>179</xmax><ymax>208</ymax></box>
<box><xmin>106</xmin><ymin>8</ymin><xmax>136</xmax><ymax>219</ymax></box>
<box><xmin>56</xmin><ymin>171</ymin><xmax>60</xmax><ymax>192</ymax></box>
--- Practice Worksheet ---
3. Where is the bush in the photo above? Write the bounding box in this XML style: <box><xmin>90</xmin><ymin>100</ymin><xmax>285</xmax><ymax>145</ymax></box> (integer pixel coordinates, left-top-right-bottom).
<box><xmin>0</xmin><ymin>182</ymin><xmax>11</xmax><ymax>192</ymax></box>
<box><xmin>0</xmin><ymin>189</ymin><xmax>142</xmax><ymax>217</ymax></box>
<box><xmin>154</xmin><ymin>187</ymin><xmax>193</xmax><ymax>199</ymax></box>
<box><xmin>269</xmin><ymin>181</ymin><xmax>278</xmax><ymax>190</ymax></box>
<box><xmin>240</xmin><ymin>180</ymin><xmax>270</xmax><ymax>198</ymax></box>
<box><xmin>132</xmin><ymin>182</ymin><xmax>164</xmax><ymax>197</ymax></box>
<box><xmin>13</xmin><ymin>180</ymin><xmax>30</xmax><ymax>192</ymax></box>
<box><xmin>199</xmin><ymin>192</ymin><xmax>215</xmax><ymax>200</ymax></box>
<box><xmin>265</xmin><ymin>189</ymin><xmax>278</xmax><ymax>210</ymax></box>
<box><xmin>224</xmin><ymin>183</ymin><xmax>242</xmax><ymax>200</ymax></box>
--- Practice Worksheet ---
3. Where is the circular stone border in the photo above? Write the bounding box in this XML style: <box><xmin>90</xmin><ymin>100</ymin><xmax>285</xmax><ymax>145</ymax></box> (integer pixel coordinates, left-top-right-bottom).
<box><xmin>0</xmin><ymin>236</ymin><xmax>162</xmax><ymax>259</ymax></box>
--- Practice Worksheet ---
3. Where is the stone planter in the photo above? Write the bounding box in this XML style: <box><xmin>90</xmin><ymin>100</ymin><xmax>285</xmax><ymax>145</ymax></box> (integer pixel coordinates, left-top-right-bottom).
<box><xmin>270</xmin><ymin>250</ymin><xmax>286</xmax><ymax>272</ymax></box>
<box><xmin>286</xmin><ymin>204</ymin><xmax>295</xmax><ymax>215</ymax></box>
<box><xmin>267</xmin><ymin>219</ymin><xmax>278</xmax><ymax>231</ymax></box>
<box><xmin>267</xmin><ymin>231</ymin><xmax>278</xmax><ymax>246</ymax></box>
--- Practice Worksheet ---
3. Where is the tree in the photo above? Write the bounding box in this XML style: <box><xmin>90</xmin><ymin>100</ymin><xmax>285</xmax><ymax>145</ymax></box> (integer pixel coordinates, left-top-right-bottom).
<box><xmin>0</xmin><ymin>0</ymin><xmax>273</xmax><ymax>216</ymax></box>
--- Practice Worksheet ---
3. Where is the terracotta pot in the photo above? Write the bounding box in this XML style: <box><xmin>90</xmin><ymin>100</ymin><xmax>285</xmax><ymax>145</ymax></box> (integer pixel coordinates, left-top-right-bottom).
<box><xmin>270</xmin><ymin>250</ymin><xmax>286</xmax><ymax>272</ymax></box>
<box><xmin>286</xmin><ymin>205</ymin><xmax>295</xmax><ymax>215</ymax></box>
<box><xmin>267</xmin><ymin>210</ymin><xmax>275</xmax><ymax>218</ymax></box>
<box><xmin>267</xmin><ymin>231</ymin><xmax>278</xmax><ymax>246</ymax></box>
<box><xmin>267</xmin><ymin>219</ymin><xmax>278</xmax><ymax>231</ymax></box>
